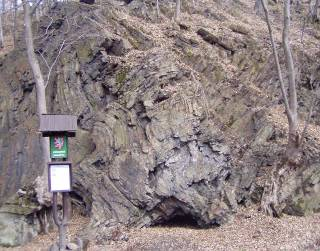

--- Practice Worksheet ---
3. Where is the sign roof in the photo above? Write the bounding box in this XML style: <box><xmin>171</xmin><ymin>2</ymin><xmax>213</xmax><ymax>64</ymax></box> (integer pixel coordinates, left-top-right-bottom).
<box><xmin>40</xmin><ymin>114</ymin><xmax>77</xmax><ymax>136</ymax></box>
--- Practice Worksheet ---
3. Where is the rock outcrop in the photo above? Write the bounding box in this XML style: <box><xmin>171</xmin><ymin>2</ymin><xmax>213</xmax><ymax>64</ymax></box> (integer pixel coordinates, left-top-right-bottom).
<box><xmin>0</xmin><ymin>0</ymin><xmax>320</xmax><ymax>246</ymax></box>
<box><xmin>0</xmin><ymin>189</ymin><xmax>41</xmax><ymax>247</ymax></box>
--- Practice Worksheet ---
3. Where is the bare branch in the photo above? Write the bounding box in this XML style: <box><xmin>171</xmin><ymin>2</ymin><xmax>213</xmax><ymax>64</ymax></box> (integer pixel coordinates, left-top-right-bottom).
<box><xmin>2</xmin><ymin>3</ymin><xmax>23</xmax><ymax>14</ymax></box>
<box><xmin>31</xmin><ymin>0</ymin><xmax>43</xmax><ymax>15</ymax></box>
<box><xmin>45</xmin><ymin>17</ymin><xmax>54</xmax><ymax>35</ymax></box>
<box><xmin>44</xmin><ymin>39</ymin><xmax>66</xmax><ymax>87</ymax></box>
<box><xmin>38</xmin><ymin>50</ymin><xmax>50</xmax><ymax>70</ymax></box>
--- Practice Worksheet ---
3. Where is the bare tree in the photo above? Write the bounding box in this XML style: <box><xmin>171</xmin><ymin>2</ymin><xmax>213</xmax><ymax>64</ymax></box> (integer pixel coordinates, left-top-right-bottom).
<box><xmin>261</xmin><ymin>0</ymin><xmax>300</xmax><ymax>162</ymax></box>
<box><xmin>22</xmin><ymin>0</ymin><xmax>51</xmax><ymax>207</ymax></box>
<box><xmin>259</xmin><ymin>0</ymin><xmax>320</xmax><ymax>217</ymax></box>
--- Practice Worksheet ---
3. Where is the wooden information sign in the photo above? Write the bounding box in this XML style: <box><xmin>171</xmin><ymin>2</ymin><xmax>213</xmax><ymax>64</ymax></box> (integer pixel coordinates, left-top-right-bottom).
<box><xmin>48</xmin><ymin>162</ymin><xmax>72</xmax><ymax>192</ymax></box>
<box><xmin>39</xmin><ymin>114</ymin><xmax>77</xmax><ymax>250</ymax></box>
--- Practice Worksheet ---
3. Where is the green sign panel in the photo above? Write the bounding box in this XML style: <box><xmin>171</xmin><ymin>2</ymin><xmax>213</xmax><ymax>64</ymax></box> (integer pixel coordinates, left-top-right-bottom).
<box><xmin>50</xmin><ymin>135</ymin><xmax>68</xmax><ymax>159</ymax></box>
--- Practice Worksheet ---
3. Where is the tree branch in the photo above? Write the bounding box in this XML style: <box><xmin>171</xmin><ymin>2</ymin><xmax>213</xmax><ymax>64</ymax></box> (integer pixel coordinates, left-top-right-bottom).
<box><xmin>44</xmin><ymin>39</ymin><xmax>65</xmax><ymax>87</ymax></box>
<box><xmin>31</xmin><ymin>0</ymin><xmax>43</xmax><ymax>15</ymax></box>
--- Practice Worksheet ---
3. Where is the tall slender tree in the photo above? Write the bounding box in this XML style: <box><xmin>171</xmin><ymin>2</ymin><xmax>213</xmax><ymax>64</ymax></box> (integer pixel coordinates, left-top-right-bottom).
<box><xmin>22</xmin><ymin>0</ymin><xmax>51</xmax><ymax>206</ymax></box>
<box><xmin>260</xmin><ymin>0</ymin><xmax>309</xmax><ymax>217</ymax></box>
<box><xmin>261</xmin><ymin>0</ymin><xmax>299</xmax><ymax>161</ymax></box>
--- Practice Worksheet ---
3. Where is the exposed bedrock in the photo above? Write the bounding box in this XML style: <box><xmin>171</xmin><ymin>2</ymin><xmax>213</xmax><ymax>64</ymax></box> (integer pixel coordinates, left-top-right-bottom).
<box><xmin>0</xmin><ymin>1</ymin><xmax>320</xmax><ymax>246</ymax></box>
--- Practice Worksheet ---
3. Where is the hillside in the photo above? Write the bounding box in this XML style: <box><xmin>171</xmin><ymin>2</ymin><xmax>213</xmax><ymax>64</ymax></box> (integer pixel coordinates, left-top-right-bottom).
<box><xmin>0</xmin><ymin>0</ymin><xmax>319</xmax><ymax>249</ymax></box>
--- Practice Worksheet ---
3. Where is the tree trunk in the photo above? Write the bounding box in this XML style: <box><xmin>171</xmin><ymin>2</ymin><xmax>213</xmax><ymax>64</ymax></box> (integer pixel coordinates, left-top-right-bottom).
<box><xmin>0</xmin><ymin>6</ymin><xmax>4</xmax><ymax>48</ymax></box>
<box><xmin>34</xmin><ymin>0</ymin><xmax>40</xmax><ymax>22</ymax></box>
<box><xmin>175</xmin><ymin>0</ymin><xmax>181</xmax><ymax>20</ymax></box>
<box><xmin>22</xmin><ymin>0</ymin><xmax>51</xmax><ymax>207</ymax></box>
<box><xmin>312</xmin><ymin>0</ymin><xmax>319</xmax><ymax>21</ymax></box>
<box><xmin>283</xmin><ymin>0</ymin><xmax>300</xmax><ymax>160</ymax></box>
<box><xmin>255</xmin><ymin>0</ymin><xmax>263</xmax><ymax>15</ymax></box>
<box><xmin>295</xmin><ymin>0</ymin><xmax>301</xmax><ymax>12</ymax></box>
<box><xmin>260</xmin><ymin>0</ymin><xmax>302</xmax><ymax>217</ymax></box>
<box><xmin>13</xmin><ymin>0</ymin><xmax>17</xmax><ymax>48</ymax></box>
<box><xmin>156</xmin><ymin>0</ymin><xmax>160</xmax><ymax>19</ymax></box>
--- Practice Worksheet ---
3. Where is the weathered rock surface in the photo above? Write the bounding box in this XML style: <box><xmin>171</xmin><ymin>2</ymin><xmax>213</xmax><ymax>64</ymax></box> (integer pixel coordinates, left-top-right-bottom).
<box><xmin>0</xmin><ymin>190</ymin><xmax>41</xmax><ymax>247</ymax></box>
<box><xmin>0</xmin><ymin>212</ymin><xmax>39</xmax><ymax>247</ymax></box>
<box><xmin>0</xmin><ymin>0</ymin><xmax>320</xmax><ymax>246</ymax></box>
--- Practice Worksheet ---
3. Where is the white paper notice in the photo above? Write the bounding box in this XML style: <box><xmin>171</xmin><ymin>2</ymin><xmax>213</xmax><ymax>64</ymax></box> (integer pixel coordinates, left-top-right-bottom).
<box><xmin>50</xmin><ymin>164</ymin><xmax>71</xmax><ymax>192</ymax></box>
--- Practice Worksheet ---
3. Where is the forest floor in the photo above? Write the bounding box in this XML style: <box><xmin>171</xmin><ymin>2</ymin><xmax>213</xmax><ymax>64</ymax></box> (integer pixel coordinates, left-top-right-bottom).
<box><xmin>2</xmin><ymin>206</ymin><xmax>320</xmax><ymax>251</ymax></box>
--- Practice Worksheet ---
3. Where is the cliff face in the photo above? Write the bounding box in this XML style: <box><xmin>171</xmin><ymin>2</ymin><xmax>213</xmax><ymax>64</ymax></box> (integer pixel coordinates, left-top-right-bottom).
<box><xmin>0</xmin><ymin>0</ymin><xmax>320</xmax><ymax>246</ymax></box>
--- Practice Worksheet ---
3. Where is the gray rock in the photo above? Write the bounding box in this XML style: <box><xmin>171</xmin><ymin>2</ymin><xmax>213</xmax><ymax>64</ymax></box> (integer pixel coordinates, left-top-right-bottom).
<box><xmin>66</xmin><ymin>242</ymin><xmax>79</xmax><ymax>250</ymax></box>
<box><xmin>0</xmin><ymin>212</ymin><xmax>39</xmax><ymax>247</ymax></box>
<box><xmin>49</xmin><ymin>243</ymin><xmax>59</xmax><ymax>251</ymax></box>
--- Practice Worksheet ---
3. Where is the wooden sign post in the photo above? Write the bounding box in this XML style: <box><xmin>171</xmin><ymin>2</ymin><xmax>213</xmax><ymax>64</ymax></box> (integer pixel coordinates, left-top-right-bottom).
<box><xmin>40</xmin><ymin>114</ymin><xmax>77</xmax><ymax>251</ymax></box>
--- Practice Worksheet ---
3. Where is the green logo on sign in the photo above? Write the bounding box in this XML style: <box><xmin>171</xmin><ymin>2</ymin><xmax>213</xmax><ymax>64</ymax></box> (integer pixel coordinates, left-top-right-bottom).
<box><xmin>50</xmin><ymin>136</ymin><xmax>68</xmax><ymax>159</ymax></box>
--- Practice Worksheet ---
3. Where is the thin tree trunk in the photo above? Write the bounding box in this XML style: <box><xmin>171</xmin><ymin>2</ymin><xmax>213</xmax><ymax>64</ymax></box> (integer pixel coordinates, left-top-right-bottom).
<box><xmin>260</xmin><ymin>0</ymin><xmax>302</xmax><ymax>218</ymax></box>
<box><xmin>261</xmin><ymin>0</ymin><xmax>299</xmax><ymax>159</ymax></box>
<box><xmin>261</xmin><ymin>0</ymin><xmax>291</xmax><ymax>118</ymax></box>
<box><xmin>175</xmin><ymin>0</ymin><xmax>181</xmax><ymax>20</ymax></box>
<box><xmin>0</xmin><ymin>11</ymin><xmax>3</xmax><ymax>48</ymax></box>
<box><xmin>255</xmin><ymin>0</ymin><xmax>263</xmax><ymax>15</ymax></box>
<box><xmin>13</xmin><ymin>0</ymin><xmax>17</xmax><ymax>48</ymax></box>
<box><xmin>308</xmin><ymin>0</ymin><xmax>313</xmax><ymax>14</ymax></box>
<box><xmin>2</xmin><ymin>0</ymin><xmax>5</xmax><ymax>26</ymax></box>
<box><xmin>0</xmin><ymin>0</ymin><xmax>4</xmax><ymax>48</ymax></box>
<box><xmin>283</xmin><ymin>0</ymin><xmax>299</xmax><ymax>155</ymax></box>
<box><xmin>294</xmin><ymin>0</ymin><xmax>301</xmax><ymax>12</ymax></box>
<box><xmin>312</xmin><ymin>0</ymin><xmax>319</xmax><ymax>21</ymax></box>
<box><xmin>2</xmin><ymin>0</ymin><xmax>5</xmax><ymax>23</ymax></box>
<box><xmin>156</xmin><ymin>0</ymin><xmax>160</xmax><ymax>19</ymax></box>
<box><xmin>22</xmin><ymin>0</ymin><xmax>51</xmax><ymax>207</ymax></box>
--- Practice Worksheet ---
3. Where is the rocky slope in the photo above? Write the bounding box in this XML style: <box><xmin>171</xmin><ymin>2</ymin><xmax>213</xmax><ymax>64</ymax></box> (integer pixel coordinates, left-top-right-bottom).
<box><xmin>0</xmin><ymin>0</ymin><xmax>320</xmax><ymax>246</ymax></box>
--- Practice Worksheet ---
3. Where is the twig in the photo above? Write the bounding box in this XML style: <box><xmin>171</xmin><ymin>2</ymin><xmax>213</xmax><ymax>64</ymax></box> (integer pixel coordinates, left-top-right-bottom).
<box><xmin>31</xmin><ymin>0</ymin><xmax>43</xmax><ymax>15</ymax></box>
<box><xmin>45</xmin><ymin>17</ymin><xmax>54</xmax><ymax>35</ymax></box>
<box><xmin>44</xmin><ymin>39</ymin><xmax>66</xmax><ymax>87</ymax></box>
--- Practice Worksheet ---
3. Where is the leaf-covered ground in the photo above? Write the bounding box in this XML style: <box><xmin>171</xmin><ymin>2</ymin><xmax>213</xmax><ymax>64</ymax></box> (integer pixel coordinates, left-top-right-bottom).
<box><xmin>2</xmin><ymin>206</ymin><xmax>320</xmax><ymax>251</ymax></box>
